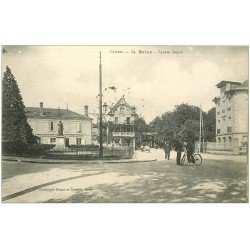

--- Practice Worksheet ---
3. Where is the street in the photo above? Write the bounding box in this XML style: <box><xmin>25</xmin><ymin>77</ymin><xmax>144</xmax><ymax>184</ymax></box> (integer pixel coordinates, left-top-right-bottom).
<box><xmin>1</xmin><ymin>150</ymin><xmax>248</xmax><ymax>203</ymax></box>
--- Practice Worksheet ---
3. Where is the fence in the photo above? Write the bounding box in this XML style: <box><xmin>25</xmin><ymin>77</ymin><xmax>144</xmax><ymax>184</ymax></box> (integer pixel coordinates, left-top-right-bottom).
<box><xmin>205</xmin><ymin>142</ymin><xmax>233</xmax><ymax>152</ymax></box>
<box><xmin>46</xmin><ymin>146</ymin><xmax>134</xmax><ymax>159</ymax></box>
<box><xmin>104</xmin><ymin>146</ymin><xmax>134</xmax><ymax>159</ymax></box>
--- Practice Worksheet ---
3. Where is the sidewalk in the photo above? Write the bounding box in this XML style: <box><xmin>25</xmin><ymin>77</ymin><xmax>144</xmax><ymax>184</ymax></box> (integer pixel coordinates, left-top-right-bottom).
<box><xmin>133</xmin><ymin>148</ymin><xmax>247</xmax><ymax>163</ymax></box>
<box><xmin>2</xmin><ymin>149</ymin><xmax>247</xmax><ymax>164</ymax></box>
<box><xmin>201</xmin><ymin>153</ymin><xmax>247</xmax><ymax>163</ymax></box>
<box><xmin>1</xmin><ymin>154</ymin><xmax>157</xmax><ymax>165</ymax></box>
<box><xmin>133</xmin><ymin>148</ymin><xmax>165</xmax><ymax>161</ymax></box>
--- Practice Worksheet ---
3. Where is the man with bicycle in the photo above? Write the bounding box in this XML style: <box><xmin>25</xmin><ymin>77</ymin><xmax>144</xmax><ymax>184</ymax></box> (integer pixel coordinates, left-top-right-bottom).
<box><xmin>184</xmin><ymin>140</ymin><xmax>195</xmax><ymax>164</ymax></box>
<box><xmin>173</xmin><ymin>138</ymin><xmax>183</xmax><ymax>165</ymax></box>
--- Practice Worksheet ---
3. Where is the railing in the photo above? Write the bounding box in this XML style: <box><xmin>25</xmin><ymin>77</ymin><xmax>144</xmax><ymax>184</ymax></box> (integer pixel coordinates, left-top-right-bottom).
<box><xmin>48</xmin><ymin>147</ymin><xmax>99</xmax><ymax>155</ymax></box>
<box><xmin>111</xmin><ymin>124</ymin><xmax>135</xmax><ymax>132</ymax></box>
<box><xmin>46</xmin><ymin>146</ymin><xmax>134</xmax><ymax>159</ymax></box>
<box><xmin>112</xmin><ymin>132</ymin><xmax>135</xmax><ymax>137</ymax></box>
<box><xmin>104</xmin><ymin>146</ymin><xmax>134</xmax><ymax>159</ymax></box>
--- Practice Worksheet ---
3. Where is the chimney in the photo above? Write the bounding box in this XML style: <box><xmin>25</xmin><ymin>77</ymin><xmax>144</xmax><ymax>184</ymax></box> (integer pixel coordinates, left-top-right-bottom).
<box><xmin>84</xmin><ymin>105</ymin><xmax>89</xmax><ymax>117</ymax></box>
<box><xmin>39</xmin><ymin>102</ymin><xmax>43</xmax><ymax>116</ymax></box>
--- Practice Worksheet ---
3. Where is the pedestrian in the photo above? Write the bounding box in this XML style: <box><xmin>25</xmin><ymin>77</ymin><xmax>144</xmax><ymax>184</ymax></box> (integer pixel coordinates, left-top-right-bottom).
<box><xmin>173</xmin><ymin>139</ymin><xmax>183</xmax><ymax>165</ymax></box>
<box><xmin>186</xmin><ymin>140</ymin><xmax>195</xmax><ymax>164</ymax></box>
<box><xmin>164</xmin><ymin>141</ymin><xmax>171</xmax><ymax>160</ymax></box>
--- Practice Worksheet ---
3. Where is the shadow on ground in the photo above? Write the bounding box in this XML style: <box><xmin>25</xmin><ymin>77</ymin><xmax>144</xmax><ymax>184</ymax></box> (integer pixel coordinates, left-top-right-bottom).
<box><xmin>40</xmin><ymin>159</ymin><xmax>248</xmax><ymax>203</ymax></box>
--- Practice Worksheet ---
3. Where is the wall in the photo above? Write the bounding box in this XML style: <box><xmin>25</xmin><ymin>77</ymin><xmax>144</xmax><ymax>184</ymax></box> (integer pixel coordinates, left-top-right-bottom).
<box><xmin>110</xmin><ymin>105</ymin><xmax>135</xmax><ymax>124</ymax></box>
<box><xmin>216</xmin><ymin>87</ymin><xmax>248</xmax><ymax>145</ymax></box>
<box><xmin>233</xmin><ymin>91</ymin><xmax>248</xmax><ymax>134</ymax></box>
<box><xmin>28</xmin><ymin>118</ymin><xmax>92</xmax><ymax>145</ymax></box>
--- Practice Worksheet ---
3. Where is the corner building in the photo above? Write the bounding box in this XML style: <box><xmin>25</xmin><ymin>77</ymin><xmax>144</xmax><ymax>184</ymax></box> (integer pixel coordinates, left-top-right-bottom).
<box><xmin>213</xmin><ymin>80</ymin><xmax>248</xmax><ymax>153</ymax></box>
<box><xmin>25</xmin><ymin>102</ymin><xmax>92</xmax><ymax>146</ymax></box>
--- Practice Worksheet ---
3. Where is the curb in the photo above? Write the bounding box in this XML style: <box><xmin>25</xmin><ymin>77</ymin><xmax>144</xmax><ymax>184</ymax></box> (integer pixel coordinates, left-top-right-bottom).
<box><xmin>2</xmin><ymin>157</ymin><xmax>158</xmax><ymax>165</ymax></box>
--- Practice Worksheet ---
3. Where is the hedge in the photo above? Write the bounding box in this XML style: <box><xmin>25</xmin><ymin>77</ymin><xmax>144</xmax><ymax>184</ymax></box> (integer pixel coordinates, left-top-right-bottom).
<box><xmin>2</xmin><ymin>142</ymin><xmax>55</xmax><ymax>157</ymax></box>
<box><xmin>68</xmin><ymin>144</ymin><xmax>99</xmax><ymax>150</ymax></box>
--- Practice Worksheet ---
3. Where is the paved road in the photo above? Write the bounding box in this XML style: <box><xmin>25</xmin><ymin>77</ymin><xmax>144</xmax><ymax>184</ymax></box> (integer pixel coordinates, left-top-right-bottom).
<box><xmin>2</xmin><ymin>155</ymin><xmax>248</xmax><ymax>203</ymax></box>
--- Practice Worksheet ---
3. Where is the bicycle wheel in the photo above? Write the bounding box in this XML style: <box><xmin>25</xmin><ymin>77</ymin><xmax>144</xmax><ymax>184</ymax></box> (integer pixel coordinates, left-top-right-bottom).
<box><xmin>181</xmin><ymin>154</ymin><xmax>188</xmax><ymax>165</ymax></box>
<box><xmin>193</xmin><ymin>154</ymin><xmax>202</xmax><ymax>166</ymax></box>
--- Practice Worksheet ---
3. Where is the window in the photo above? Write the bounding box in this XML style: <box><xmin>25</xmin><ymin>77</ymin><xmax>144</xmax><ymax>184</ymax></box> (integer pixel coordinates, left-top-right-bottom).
<box><xmin>227</xmin><ymin>127</ymin><xmax>232</xmax><ymax>133</ymax></box>
<box><xmin>217</xmin><ymin>129</ymin><xmax>220</xmax><ymax>134</ymax></box>
<box><xmin>120</xmin><ymin>107</ymin><xmax>124</xmax><ymax>114</ymax></box>
<box><xmin>229</xmin><ymin>136</ymin><xmax>232</xmax><ymax>143</ymax></box>
<box><xmin>78</xmin><ymin>122</ymin><xmax>81</xmax><ymax>133</ymax></box>
<box><xmin>115</xmin><ymin>117</ymin><xmax>118</xmax><ymax>124</ymax></box>
<box><xmin>76</xmin><ymin>138</ymin><xmax>81</xmax><ymax>145</ymax></box>
<box><xmin>50</xmin><ymin>121</ymin><xmax>54</xmax><ymax>131</ymax></box>
<box><xmin>218</xmin><ymin>138</ymin><xmax>221</xmax><ymax>143</ymax></box>
<box><xmin>227</xmin><ymin>107</ymin><xmax>231</xmax><ymax>111</ymax></box>
<box><xmin>223</xmin><ymin>137</ymin><xmax>226</xmax><ymax>143</ymax></box>
<box><xmin>50</xmin><ymin>138</ymin><xmax>56</xmax><ymax>144</ymax></box>
<box><xmin>126</xmin><ymin>117</ymin><xmax>130</xmax><ymax>124</ymax></box>
<box><xmin>217</xmin><ymin>111</ymin><xmax>220</xmax><ymax>115</ymax></box>
<box><xmin>218</xmin><ymin>120</ymin><xmax>220</xmax><ymax>123</ymax></box>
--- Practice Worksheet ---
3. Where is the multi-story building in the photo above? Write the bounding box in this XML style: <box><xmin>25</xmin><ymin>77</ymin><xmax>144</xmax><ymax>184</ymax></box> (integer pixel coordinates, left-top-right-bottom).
<box><xmin>102</xmin><ymin>96</ymin><xmax>138</xmax><ymax>147</ymax></box>
<box><xmin>25</xmin><ymin>102</ymin><xmax>92</xmax><ymax>146</ymax></box>
<box><xmin>212</xmin><ymin>80</ymin><xmax>248</xmax><ymax>153</ymax></box>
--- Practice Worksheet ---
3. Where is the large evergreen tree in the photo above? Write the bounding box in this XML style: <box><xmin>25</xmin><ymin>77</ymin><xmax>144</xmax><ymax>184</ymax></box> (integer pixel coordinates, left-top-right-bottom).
<box><xmin>2</xmin><ymin>66</ymin><xmax>36</xmax><ymax>152</ymax></box>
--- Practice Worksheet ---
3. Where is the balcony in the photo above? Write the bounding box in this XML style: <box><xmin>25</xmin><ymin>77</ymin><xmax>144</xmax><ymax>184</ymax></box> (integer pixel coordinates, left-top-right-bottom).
<box><xmin>112</xmin><ymin>132</ymin><xmax>135</xmax><ymax>137</ymax></box>
<box><xmin>108</xmin><ymin>123</ymin><xmax>135</xmax><ymax>137</ymax></box>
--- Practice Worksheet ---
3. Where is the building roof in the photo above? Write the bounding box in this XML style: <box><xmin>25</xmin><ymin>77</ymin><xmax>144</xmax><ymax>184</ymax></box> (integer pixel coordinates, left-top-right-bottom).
<box><xmin>238</xmin><ymin>79</ymin><xmax>249</xmax><ymax>89</ymax></box>
<box><xmin>216</xmin><ymin>80</ymin><xmax>241</xmax><ymax>88</ymax></box>
<box><xmin>226</xmin><ymin>79</ymin><xmax>248</xmax><ymax>92</ymax></box>
<box><xmin>107</xmin><ymin>96</ymin><xmax>138</xmax><ymax>116</ymax></box>
<box><xmin>25</xmin><ymin>107</ymin><xmax>92</xmax><ymax>120</ymax></box>
<box><xmin>212</xmin><ymin>97</ymin><xmax>220</xmax><ymax>103</ymax></box>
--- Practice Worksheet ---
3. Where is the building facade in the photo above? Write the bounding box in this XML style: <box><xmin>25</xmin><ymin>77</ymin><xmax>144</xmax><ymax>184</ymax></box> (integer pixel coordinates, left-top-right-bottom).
<box><xmin>26</xmin><ymin>102</ymin><xmax>92</xmax><ymax>145</ymax></box>
<box><xmin>212</xmin><ymin>80</ymin><xmax>248</xmax><ymax>153</ymax></box>
<box><xmin>102</xmin><ymin>96</ymin><xmax>138</xmax><ymax>147</ymax></box>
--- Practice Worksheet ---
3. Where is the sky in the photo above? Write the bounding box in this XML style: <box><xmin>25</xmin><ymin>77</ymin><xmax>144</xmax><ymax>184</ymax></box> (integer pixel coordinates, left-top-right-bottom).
<box><xmin>2</xmin><ymin>45</ymin><xmax>248</xmax><ymax>123</ymax></box>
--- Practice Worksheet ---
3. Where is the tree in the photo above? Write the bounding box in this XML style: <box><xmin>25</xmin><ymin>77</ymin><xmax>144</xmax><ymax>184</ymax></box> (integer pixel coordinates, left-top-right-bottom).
<box><xmin>150</xmin><ymin>103</ymin><xmax>200</xmax><ymax>143</ymax></box>
<box><xmin>134</xmin><ymin>117</ymin><xmax>150</xmax><ymax>147</ymax></box>
<box><xmin>2</xmin><ymin>66</ymin><xmax>36</xmax><ymax>153</ymax></box>
<box><xmin>134</xmin><ymin>117</ymin><xmax>150</xmax><ymax>134</ymax></box>
<box><xmin>149</xmin><ymin>103</ymin><xmax>216</xmax><ymax>146</ymax></box>
<box><xmin>203</xmin><ymin>107</ymin><xmax>216</xmax><ymax>141</ymax></box>
<box><xmin>178</xmin><ymin>120</ymin><xmax>200</xmax><ymax>142</ymax></box>
<box><xmin>172</xmin><ymin>103</ymin><xmax>200</xmax><ymax>129</ymax></box>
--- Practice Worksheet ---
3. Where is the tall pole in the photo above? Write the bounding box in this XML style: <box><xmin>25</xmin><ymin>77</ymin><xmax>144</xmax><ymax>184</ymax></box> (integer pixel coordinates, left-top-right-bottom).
<box><xmin>99</xmin><ymin>51</ymin><xmax>103</xmax><ymax>157</ymax></box>
<box><xmin>199</xmin><ymin>104</ymin><xmax>202</xmax><ymax>153</ymax></box>
<box><xmin>201</xmin><ymin>108</ymin><xmax>205</xmax><ymax>153</ymax></box>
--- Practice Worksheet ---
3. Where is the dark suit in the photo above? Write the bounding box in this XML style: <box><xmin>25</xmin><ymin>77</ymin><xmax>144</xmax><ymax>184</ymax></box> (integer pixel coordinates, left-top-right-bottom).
<box><xmin>174</xmin><ymin>140</ymin><xmax>183</xmax><ymax>165</ymax></box>
<box><xmin>164</xmin><ymin>143</ymin><xmax>171</xmax><ymax>160</ymax></box>
<box><xmin>186</xmin><ymin>141</ymin><xmax>195</xmax><ymax>163</ymax></box>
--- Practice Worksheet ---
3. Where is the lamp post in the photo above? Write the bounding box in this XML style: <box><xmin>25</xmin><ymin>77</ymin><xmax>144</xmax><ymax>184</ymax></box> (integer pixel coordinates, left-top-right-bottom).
<box><xmin>99</xmin><ymin>51</ymin><xmax>103</xmax><ymax>157</ymax></box>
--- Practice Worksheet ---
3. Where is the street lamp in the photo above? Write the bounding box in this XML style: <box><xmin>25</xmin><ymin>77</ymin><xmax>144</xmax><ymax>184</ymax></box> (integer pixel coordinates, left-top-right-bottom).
<box><xmin>99</xmin><ymin>51</ymin><xmax>103</xmax><ymax>157</ymax></box>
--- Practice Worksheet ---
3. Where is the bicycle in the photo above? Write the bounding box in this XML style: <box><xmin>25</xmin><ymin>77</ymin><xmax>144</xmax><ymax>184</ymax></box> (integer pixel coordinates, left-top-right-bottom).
<box><xmin>181</xmin><ymin>148</ymin><xmax>202</xmax><ymax>166</ymax></box>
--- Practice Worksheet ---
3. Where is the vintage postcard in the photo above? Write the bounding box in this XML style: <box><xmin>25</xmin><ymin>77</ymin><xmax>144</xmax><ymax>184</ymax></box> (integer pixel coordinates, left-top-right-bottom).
<box><xmin>1</xmin><ymin>45</ymin><xmax>248</xmax><ymax>203</ymax></box>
